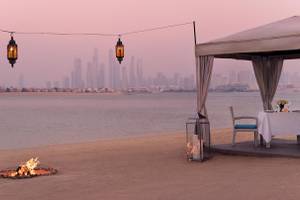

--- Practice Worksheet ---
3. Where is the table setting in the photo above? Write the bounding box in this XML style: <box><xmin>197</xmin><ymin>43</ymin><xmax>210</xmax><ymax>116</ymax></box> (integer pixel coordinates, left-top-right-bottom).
<box><xmin>258</xmin><ymin>99</ymin><xmax>300</xmax><ymax>148</ymax></box>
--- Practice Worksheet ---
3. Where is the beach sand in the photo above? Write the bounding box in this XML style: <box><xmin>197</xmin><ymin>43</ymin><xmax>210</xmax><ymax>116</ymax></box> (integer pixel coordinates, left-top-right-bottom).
<box><xmin>1</xmin><ymin>129</ymin><xmax>300</xmax><ymax>200</ymax></box>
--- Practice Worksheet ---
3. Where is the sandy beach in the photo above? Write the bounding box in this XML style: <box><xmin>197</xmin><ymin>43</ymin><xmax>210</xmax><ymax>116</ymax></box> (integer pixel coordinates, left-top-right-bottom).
<box><xmin>1</xmin><ymin>129</ymin><xmax>300</xmax><ymax>200</ymax></box>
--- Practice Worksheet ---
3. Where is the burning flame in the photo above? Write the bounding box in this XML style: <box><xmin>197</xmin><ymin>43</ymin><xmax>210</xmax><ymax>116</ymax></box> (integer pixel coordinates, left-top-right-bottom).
<box><xmin>10</xmin><ymin>158</ymin><xmax>40</xmax><ymax>177</ymax></box>
<box><xmin>25</xmin><ymin>158</ymin><xmax>40</xmax><ymax>174</ymax></box>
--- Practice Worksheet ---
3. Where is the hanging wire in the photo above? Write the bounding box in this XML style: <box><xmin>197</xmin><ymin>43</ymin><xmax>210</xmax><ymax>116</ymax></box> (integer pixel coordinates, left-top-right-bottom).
<box><xmin>0</xmin><ymin>21</ymin><xmax>193</xmax><ymax>37</ymax></box>
<box><xmin>0</xmin><ymin>29</ymin><xmax>13</xmax><ymax>34</ymax></box>
<box><xmin>0</xmin><ymin>29</ymin><xmax>117</xmax><ymax>37</ymax></box>
<box><xmin>120</xmin><ymin>22</ymin><xmax>193</xmax><ymax>36</ymax></box>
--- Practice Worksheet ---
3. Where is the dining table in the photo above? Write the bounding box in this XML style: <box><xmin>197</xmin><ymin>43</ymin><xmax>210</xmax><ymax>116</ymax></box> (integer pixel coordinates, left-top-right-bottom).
<box><xmin>257</xmin><ymin>111</ymin><xmax>300</xmax><ymax>148</ymax></box>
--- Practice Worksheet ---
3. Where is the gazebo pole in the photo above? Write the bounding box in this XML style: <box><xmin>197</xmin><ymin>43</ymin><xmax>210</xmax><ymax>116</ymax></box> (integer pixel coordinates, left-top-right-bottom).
<box><xmin>193</xmin><ymin>21</ymin><xmax>197</xmax><ymax>46</ymax></box>
<box><xmin>193</xmin><ymin>21</ymin><xmax>201</xmax><ymax>114</ymax></box>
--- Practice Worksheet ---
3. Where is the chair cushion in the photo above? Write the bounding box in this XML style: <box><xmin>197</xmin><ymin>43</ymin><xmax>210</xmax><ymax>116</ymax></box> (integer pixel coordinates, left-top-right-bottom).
<box><xmin>234</xmin><ymin>124</ymin><xmax>257</xmax><ymax>129</ymax></box>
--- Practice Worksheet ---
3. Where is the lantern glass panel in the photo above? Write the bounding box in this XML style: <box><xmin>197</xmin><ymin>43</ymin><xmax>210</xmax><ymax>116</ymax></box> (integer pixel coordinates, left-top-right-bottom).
<box><xmin>8</xmin><ymin>45</ymin><xmax>18</xmax><ymax>59</ymax></box>
<box><xmin>185</xmin><ymin>117</ymin><xmax>211</xmax><ymax>162</ymax></box>
<box><xmin>116</xmin><ymin>46</ymin><xmax>124</xmax><ymax>57</ymax></box>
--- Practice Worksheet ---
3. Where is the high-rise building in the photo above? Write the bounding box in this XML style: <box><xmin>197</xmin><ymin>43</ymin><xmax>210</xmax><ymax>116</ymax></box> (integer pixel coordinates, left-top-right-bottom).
<box><xmin>154</xmin><ymin>72</ymin><xmax>168</xmax><ymax>87</ymax></box>
<box><xmin>211</xmin><ymin>73</ymin><xmax>228</xmax><ymax>89</ymax></box>
<box><xmin>71</xmin><ymin>71</ymin><xmax>75</xmax><ymax>88</ymax></box>
<box><xmin>53</xmin><ymin>81</ymin><xmax>60</xmax><ymax>88</ymax></box>
<box><xmin>145</xmin><ymin>77</ymin><xmax>154</xmax><ymax>88</ymax></box>
<box><xmin>279</xmin><ymin>71</ymin><xmax>289</xmax><ymax>85</ymax></box>
<box><xmin>71</xmin><ymin>58</ymin><xmax>84</xmax><ymax>88</ymax></box>
<box><xmin>121</xmin><ymin>66</ymin><xmax>128</xmax><ymax>90</ymax></box>
<box><xmin>237</xmin><ymin>70</ymin><xmax>251</xmax><ymax>85</ymax></box>
<box><xmin>290</xmin><ymin>72</ymin><xmax>300</xmax><ymax>87</ymax></box>
<box><xmin>228</xmin><ymin>70</ymin><xmax>237</xmax><ymax>84</ymax></box>
<box><xmin>92</xmin><ymin>49</ymin><xmax>99</xmax><ymax>88</ymax></box>
<box><xmin>108</xmin><ymin>49</ymin><xmax>121</xmax><ymax>89</ymax></box>
<box><xmin>114</xmin><ymin>64</ymin><xmax>121</xmax><ymax>89</ymax></box>
<box><xmin>18</xmin><ymin>74</ymin><xmax>25</xmax><ymax>88</ymax></box>
<box><xmin>108</xmin><ymin>49</ymin><xmax>114</xmax><ymax>89</ymax></box>
<box><xmin>183</xmin><ymin>75</ymin><xmax>195</xmax><ymax>90</ymax></box>
<box><xmin>129</xmin><ymin>56</ymin><xmax>136</xmax><ymax>88</ymax></box>
<box><xmin>85</xmin><ymin>49</ymin><xmax>105</xmax><ymax>89</ymax></box>
<box><xmin>63</xmin><ymin>76</ymin><xmax>70</xmax><ymax>88</ymax></box>
<box><xmin>98</xmin><ymin>63</ymin><xmax>105</xmax><ymax>88</ymax></box>
<box><xmin>86</xmin><ymin>62</ymin><xmax>93</xmax><ymax>88</ymax></box>
<box><xmin>172</xmin><ymin>73</ymin><xmax>180</xmax><ymax>87</ymax></box>
<box><xmin>46</xmin><ymin>81</ymin><xmax>52</xmax><ymax>89</ymax></box>
<box><xmin>136</xmin><ymin>59</ymin><xmax>143</xmax><ymax>88</ymax></box>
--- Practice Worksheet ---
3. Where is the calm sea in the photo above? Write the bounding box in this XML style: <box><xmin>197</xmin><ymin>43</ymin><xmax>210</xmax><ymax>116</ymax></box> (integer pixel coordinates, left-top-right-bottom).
<box><xmin>0</xmin><ymin>91</ymin><xmax>299</xmax><ymax>149</ymax></box>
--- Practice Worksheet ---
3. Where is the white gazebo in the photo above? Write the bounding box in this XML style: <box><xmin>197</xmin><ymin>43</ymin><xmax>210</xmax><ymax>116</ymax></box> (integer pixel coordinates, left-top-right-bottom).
<box><xmin>195</xmin><ymin>16</ymin><xmax>300</xmax><ymax>156</ymax></box>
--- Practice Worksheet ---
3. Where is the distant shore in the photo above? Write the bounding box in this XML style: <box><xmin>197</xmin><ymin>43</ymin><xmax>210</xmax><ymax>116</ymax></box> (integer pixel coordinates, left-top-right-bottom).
<box><xmin>0</xmin><ymin>91</ymin><xmax>123</xmax><ymax>96</ymax></box>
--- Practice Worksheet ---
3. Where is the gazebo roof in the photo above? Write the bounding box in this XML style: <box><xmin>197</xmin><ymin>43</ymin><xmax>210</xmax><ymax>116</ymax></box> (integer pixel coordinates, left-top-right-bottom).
<box><xmin>195</xmin><ymin>16</ymin><xmax>300</xmax><ymax>60</ymax></box>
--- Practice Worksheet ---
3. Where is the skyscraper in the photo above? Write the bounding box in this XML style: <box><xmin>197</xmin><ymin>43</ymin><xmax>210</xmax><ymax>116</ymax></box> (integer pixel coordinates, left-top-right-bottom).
<box><xmin>71</xmin><ymin>58</ymin><xmax>84</xmax><ymax>88</ymax></box>
<box><xmin>237</xmin><ymin>70</ymin><xmax>252</xmax><ymax>85</ymax></box>
<box><xmin>92</xmin><ymin>48</ymin><xmax>99</xmax><ymax>88</ymax></box>
<box><xmin>108</xmin><ymin>49</ymin><xmax>114</xmax><ymax>89</ymax></box>
<box><xmin>121</xmin><ymin>66</ymin><xmax>128</xmax><ymax>90</ymax></box>
<box><xmin>63</xmin><ymin>76</ymin><xmax>70</xmax><ymax>88</ymax></box>
<box><xmin>53</xmin><ymin>81</ymin><xmax>60</xmax><ymax>88</ymax></box>
<box><xmin>129</xmin><ymin>56</ymin><xmax>136</xmax><ymax>88</ymax></box>
<box><xmin>98</xmin><ymin>63</ymin><xmax>105</xmax><ymax>88</ymax></box>
<box><xmin>86</xmin><ymin>62</ymin><xmax>93</xmax><ymax>88</ymax></box>
<box><xmin>136</xmin><ymin>58</ymin><xmax>143</xmax><ymax>88</ymax></box>
<box><xmin>172</xmin><ymin>73</ymin><xmax>180</xmax><ymax>87</ymax></box>
<box><xmin>228</xmin><ymin>70</ymin><xmax>237</xmax><ymax>84</ymax></box>
<box><xmin>108</xmin><ymin>49</ymin><xmax>121</xmax><ymax>89</ymax></box>
<box><xmin>46</xmin><ymin>81</ymin><xmax>52</xmax><ymax>89</ymax></box>
<box><xmin>18</xmin><ymin>74</ymin><xmax>25</xmax><ymax>88</ymax></box>
<box><xmin>114</xmin><ymin>64</ymin><xmax>121</xmax><ymax>89</ymax></box>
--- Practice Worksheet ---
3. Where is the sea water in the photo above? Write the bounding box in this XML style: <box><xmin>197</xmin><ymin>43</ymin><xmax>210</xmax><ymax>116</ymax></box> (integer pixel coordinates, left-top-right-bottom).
<box><xmin>0</xmin><ymin>91</ymin><xmax>298</xmax><ymax>149</ymax></box>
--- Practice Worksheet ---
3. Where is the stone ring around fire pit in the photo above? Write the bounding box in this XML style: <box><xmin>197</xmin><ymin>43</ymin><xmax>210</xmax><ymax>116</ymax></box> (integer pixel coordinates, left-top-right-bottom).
<box><xmin>0</xmin><ymin>167</ymin><xmax>58</xmax><ymax>179</ymax></box>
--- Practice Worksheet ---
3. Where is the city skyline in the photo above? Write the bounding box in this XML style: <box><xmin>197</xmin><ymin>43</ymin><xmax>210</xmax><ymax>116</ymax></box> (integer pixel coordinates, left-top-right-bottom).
<box><xmin>37</xmin><ymin>48</ymin><xmax>195</xmax><ymax>91</ymax></box>
<box><xmin>12</xmin><ymin>55</ymin><xmax>300</xmax><ymax>91</ymax></box>
<box><xmin>2</xmin><ymin>47</ymin><xmax>195</xmax><ymax>89</ymax></box>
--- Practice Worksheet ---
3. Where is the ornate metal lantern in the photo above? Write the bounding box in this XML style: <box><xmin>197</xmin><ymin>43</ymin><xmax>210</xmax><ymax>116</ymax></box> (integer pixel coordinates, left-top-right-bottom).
<box><xmin>7</xmin><ymin>34</ymin><xmax>18</xmax><ymax>67</ymax></box>
<box><xmin>115</xmin><ymin>37</ymin><xmax>124</xmax><ymax>64</ymax></box>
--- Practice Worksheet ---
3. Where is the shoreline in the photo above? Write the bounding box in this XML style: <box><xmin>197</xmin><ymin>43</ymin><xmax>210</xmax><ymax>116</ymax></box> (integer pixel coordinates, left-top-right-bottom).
<box><xmin>0</xmin><ymin>130</ymin><xmax>185</xmax><ymax>152</ymax></box>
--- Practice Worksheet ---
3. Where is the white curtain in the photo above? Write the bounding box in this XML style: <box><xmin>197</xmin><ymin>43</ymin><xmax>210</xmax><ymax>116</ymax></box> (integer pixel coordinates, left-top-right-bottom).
<box><xmin>252</xmin><ymin>56</ymin><xmax>284</xmax><ymax>110</ymax></box>
<box><xmin>196</xmin><ymin>56</ymin><xmax>214</xmax><ymax>117</ymax></box>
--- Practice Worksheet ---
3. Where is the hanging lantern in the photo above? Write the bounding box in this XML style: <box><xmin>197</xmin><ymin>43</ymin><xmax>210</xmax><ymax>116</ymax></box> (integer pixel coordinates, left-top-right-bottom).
<box><xmin>7</xmin><ymin>33</ymin><xmax>18</xmax><ymax>68</ymax></box>
<box><xmin>115</xmin><ymin>37</ymin><xmax>124</xmax><ymax>64</ymax></box>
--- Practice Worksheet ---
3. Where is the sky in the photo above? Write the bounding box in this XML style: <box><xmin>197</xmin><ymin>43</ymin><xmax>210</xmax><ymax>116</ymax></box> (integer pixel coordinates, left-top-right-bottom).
<box><xmin>0</xmin><ymin>0</ymin><xmax>300</xmax><ymax>87</ymax></box>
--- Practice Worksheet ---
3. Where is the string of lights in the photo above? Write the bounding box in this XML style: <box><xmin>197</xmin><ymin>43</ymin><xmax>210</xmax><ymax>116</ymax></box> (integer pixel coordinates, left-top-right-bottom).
<box><xmin>0</xmin><ymin>21</ymin><xmax>194</xmax><ymax>67</ymax></box>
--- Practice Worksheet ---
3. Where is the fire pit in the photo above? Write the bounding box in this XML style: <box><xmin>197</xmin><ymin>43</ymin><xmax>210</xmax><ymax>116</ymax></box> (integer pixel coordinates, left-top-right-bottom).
<box><xmin>0</xmin><ymin>158</ymin><xmax>57</xmax><ymax>179</ymax></box>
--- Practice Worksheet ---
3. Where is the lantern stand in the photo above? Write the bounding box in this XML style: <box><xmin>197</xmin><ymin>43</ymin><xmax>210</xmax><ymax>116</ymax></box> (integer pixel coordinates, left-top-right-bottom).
<box><xmin>7</xmin><ymin>32</ymin><xmax>18</xmax><ymax>68</ymax></box>
<box><xmin>115</xmin><ymin>35</ymin><xmax>124</xmax><ymax>64</ymax></box>
<box><xmin>185</xmin><ymin>115</ymin><xmax>212</xmax><ymax>162</ymax></box>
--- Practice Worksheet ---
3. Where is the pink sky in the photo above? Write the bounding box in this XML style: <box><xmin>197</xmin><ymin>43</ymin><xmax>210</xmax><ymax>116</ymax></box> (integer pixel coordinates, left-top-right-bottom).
<box><xmin>0</xmin><ymin>0</ymin><xmax>300</xmax><ymax>86</ymax></box>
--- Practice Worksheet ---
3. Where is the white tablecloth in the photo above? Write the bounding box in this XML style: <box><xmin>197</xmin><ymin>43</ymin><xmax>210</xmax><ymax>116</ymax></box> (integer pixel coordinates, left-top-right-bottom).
<box><xmin>258</xmin><ymin>112</ymin><xmax>300</xmax><ymax>143</ymax></box>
